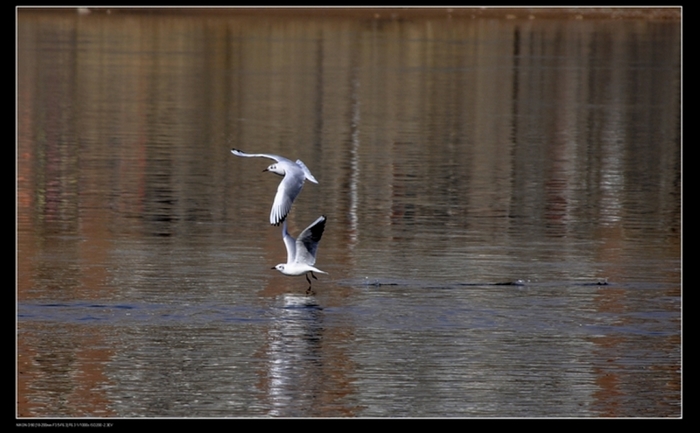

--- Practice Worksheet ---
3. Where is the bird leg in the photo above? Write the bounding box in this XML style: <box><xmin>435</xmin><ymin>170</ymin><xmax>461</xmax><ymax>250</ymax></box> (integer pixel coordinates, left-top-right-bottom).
<box><xmin>310</xmin><ymin>272</ymin><xmax>318</xmax><ymax>280</ymax></box>
<box><xmin>305</xmin><ymin>273</ymin><xmax>315</xmax><ymax>296</ymax></box>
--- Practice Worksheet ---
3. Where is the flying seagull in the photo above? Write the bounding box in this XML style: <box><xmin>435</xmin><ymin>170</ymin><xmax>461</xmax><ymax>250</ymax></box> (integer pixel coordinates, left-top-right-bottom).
<box><xmin>273</xmin><ymin>215</ymin><xmax>328</xmax><ymax>295</ymax></box>
<box><xmin>231</xmin><ymin>149</ymin><xmax>318</xmax><ymax>226</ymax></box>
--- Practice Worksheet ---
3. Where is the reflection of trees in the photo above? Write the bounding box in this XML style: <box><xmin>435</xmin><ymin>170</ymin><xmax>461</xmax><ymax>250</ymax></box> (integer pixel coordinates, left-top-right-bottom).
<box><xmin>17</xmin><ymin>10</ymin><xmax>680</xmax><ymax>417</ymax></box>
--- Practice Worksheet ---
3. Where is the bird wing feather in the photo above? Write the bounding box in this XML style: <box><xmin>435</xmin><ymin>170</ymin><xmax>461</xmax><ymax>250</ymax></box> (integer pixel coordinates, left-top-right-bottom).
<box><xmin>281</xmin><ymin>220</ymin><xmax>297</xmax><ymax>264</ymax></box>
<box><xmin>294</xmin><ymin>216</ymin><xmax>326</xmax><ymax>265</ymax></box>
<box><xmin>295</xmin><ymin>159</ymin><xmax>318</xmax><ymax>184</ymax></box>
<box><xmin>231</xmin><ymin>149</ymin><xmax>286</xmax><ymax>163</ymax></box>
<box><xmin>269</xmin><ymin>170</ymin><xmax>304</xmax><ymax>225</ymax></box>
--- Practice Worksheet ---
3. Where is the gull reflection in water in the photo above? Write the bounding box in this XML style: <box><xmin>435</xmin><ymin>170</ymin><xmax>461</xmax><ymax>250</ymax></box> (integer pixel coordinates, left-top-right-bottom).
<box><xmin>265</xmin><ymin>293</ymin><xmax>325</xmax><ymax>416</ymax></box>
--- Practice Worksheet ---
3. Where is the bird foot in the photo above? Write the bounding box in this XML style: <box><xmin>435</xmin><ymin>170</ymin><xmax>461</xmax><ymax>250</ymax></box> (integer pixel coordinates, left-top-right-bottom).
<box><xmin>305</xmin><ymin>273</ymin><xmax>317</xmax><ymax>295</ymax></box>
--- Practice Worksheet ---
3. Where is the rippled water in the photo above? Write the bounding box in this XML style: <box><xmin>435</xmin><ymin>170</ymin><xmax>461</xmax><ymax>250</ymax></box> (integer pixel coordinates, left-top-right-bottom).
<box><xmin>17</xmin><ymin>8</ymin><xmax>680</xmax><ymax>418</ymax></box>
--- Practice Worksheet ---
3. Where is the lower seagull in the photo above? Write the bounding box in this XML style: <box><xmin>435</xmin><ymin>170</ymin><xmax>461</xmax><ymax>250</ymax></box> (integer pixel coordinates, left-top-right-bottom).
<box><xmin>273</xmin><ymin>215</ymin><xmax>328</xmax><ymax>295</ymax></box>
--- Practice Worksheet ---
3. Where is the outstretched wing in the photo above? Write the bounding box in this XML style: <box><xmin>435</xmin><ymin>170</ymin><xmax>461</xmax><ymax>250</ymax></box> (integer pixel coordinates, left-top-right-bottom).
<box><xmin>281</xmin><ymin>220</ymin><xmax>297</xmax><ymax>264</ymax></box>
<box><xmin>295</xmin><ymin>159</ymin><xmax>318</xmax><ymax>184</ymax></box>
<box><xmin>231</xmin><ymin>149</ymin><xmax>286</xmax><ymax>163</ymax></box>
<box><xmin>294</xmin><ymin>215</ymin><xmax>326</xmax><ymax>265</ymax></box>
<box><xmin>270</xmin><ymin>172</ymin><xmax>303</xmax><ymax>226</ymax></box>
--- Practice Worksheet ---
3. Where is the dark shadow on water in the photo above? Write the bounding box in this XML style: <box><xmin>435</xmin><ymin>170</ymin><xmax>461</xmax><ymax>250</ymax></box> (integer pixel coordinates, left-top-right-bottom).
<box><xmin>337</xmin><ymin>277</ymin><xmax>612</xmax><ymax>289</ymax></box>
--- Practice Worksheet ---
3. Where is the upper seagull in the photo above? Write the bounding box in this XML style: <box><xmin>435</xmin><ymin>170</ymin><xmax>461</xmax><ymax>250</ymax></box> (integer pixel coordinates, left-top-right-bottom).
<box><xmin>231</xmin><ymin>149</ymin><xmax>318</xmax><ymax>226</ymax></box>
<box><xmin>274</xmin><ymin>215</ymin><xmax>328</xmax><ymax>294</ymax></box>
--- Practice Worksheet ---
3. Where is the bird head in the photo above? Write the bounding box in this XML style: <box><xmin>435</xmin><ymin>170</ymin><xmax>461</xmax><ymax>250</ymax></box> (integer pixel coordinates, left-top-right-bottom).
<box><xmin>263</xmin><ymin>164</ymin><xmax>285</xmax><ymax>176</ymax></box>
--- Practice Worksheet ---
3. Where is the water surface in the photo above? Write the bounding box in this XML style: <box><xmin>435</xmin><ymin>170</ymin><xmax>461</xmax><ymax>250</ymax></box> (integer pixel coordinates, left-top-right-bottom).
<box><xmin>17</xmin><ymin>8</ymin><xmax>681</xmax><ymax>418</ymax></box>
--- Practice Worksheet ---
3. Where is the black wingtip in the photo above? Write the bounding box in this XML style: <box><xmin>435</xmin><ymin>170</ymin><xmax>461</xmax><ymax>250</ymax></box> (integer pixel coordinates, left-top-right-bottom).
<box><xmin>271</xmin><ymin>215</ymin><xmax>286</xmax><ymax>226</ymax></box>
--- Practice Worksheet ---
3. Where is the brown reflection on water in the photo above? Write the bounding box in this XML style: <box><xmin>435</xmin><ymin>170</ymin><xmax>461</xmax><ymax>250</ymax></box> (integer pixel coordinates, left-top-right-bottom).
<box><xmin>18</xmin><ymin>324</ymin><xmax>117</xmax><ymax>417</ymax></box>
<box><xmin>18</xmin><ymin>8</ymin><xmax>680</xmax><ymax>418</ymax></box>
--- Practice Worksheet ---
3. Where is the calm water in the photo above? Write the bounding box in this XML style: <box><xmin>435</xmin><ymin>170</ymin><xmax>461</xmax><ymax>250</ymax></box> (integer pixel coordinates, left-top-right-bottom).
<box><xmin>17</xmin><ymin>9</ymin><xmax>681</xmax><ymax>418</ymax></box>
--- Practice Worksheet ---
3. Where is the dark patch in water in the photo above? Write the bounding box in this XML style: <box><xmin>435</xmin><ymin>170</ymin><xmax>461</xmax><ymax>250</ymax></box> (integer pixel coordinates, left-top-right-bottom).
<box><xmin>580</xmin><ymin>279</ymin><xmax>610</xmax><ymax>286</ymax></box>
<box><xmin>341</xmin><ymin>277</ymin><xmax>613</xmax><ymax>289</ymax></box>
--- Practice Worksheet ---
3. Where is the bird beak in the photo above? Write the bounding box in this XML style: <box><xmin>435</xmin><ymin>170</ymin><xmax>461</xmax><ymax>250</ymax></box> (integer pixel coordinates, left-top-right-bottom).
<box><xmin>262</xmin><ymin>168</ymin><xmax>268</xmax><ymax>172</ymax></box>
<box><xmin>270</xmin><ymin>266</ymin><xmax>276</xmax><ymax>270</ymax></box>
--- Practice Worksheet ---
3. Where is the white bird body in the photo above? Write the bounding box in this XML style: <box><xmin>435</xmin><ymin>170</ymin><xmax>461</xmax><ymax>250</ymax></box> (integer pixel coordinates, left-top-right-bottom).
<box><xmin>274</xmin><ymin>215</ymin><xmax>327</xmax><ymax>293</ymax></box>
<box><xmin>231</xmin><ymin>149</ymin><xmax>318</xmax><ymax>226</ymax></box>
